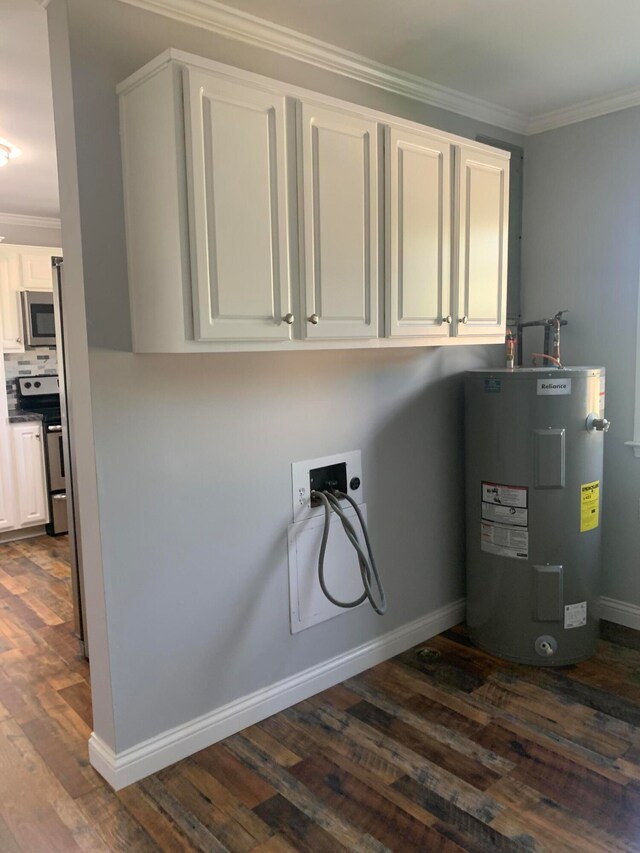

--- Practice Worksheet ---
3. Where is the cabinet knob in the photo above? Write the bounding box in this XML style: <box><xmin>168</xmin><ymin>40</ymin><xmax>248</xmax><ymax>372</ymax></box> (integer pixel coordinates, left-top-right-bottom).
<box><xmin>460</xmin><ymin>315</ymin><xmax>468</xmax><ymax>324</ymax></box>
<box><xmin>283</xmin><ymin>313</ymin><xmax>294</xmax><ymax>325</ymax></box>
<box><xmin>35</xmin><ymin>434</ymin><xmax>41</xmax><ymax>441</ymax></box>
<box><xmin>442</xmin><ymin>315</ymin><xmax>452</xmax><ymax>325</ymax></box>
<box><xmin>307</xmin><ymin>314</ymin><xmax>319</xmax><ymax>325</ymax></box>
<box><xmin>16</xmin><ymin>337</ymin><xmax>21</xmax><ymax>344</ymax></box>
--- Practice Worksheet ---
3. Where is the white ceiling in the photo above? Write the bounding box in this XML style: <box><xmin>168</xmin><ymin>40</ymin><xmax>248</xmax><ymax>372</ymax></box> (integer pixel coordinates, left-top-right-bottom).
<box><xmin>217</xmin><ymin>0</ymin><xmax>640</xmax><ymax>118</ymax></box>
<box><xmin>0</xmin><ymin>0</ymin><xmax>59</xmax><ymax>220</ymax></box>
<box><xmin>5</xmin><ymin>0</ymin><xmax>640</xmax><ymax>219</ymax></box>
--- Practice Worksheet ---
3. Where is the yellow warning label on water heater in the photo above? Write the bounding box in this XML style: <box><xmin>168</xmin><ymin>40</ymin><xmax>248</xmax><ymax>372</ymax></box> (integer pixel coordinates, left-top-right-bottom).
<box><xmin>580</xmin><ymin>481</ymin><xmax>600</xmax><ymax>532</ymax></box>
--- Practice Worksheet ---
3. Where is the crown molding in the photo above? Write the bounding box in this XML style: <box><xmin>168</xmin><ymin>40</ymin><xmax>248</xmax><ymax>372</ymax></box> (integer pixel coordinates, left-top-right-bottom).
<box><xmin>0</xmin><ymin>212</ymin><xmax>61</xmax><ymax>230</ymax></box>
<box><xmin>116</xmin><ymin>0</ymin><xmax>529</xmax><ymax>134</ymax></box>
<box><xmin>527</xmin><ymin>85</ymin><xmax>640</xmax><ymax>135</ymax></box>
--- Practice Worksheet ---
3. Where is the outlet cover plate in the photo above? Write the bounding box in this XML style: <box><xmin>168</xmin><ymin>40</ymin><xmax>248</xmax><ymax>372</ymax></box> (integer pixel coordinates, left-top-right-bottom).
<box><xmin>291</xmin><ymin>450</ymin><xmax>362</xmax><ymax>522</ymax></box>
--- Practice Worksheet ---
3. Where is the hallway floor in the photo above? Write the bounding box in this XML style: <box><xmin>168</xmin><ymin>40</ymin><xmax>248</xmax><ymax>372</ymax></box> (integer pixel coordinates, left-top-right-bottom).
<box><xmin>2</xmin><ymin>536</ymin><xmax>640</xmax><ymax>851</ymax></box>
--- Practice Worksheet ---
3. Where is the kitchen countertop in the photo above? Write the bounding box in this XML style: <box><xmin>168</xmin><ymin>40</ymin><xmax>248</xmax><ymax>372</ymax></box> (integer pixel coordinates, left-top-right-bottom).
<box><xmin>8</xmin><ymin>411</ymin><xmax>43</xmax><ymax>424</ymax></box>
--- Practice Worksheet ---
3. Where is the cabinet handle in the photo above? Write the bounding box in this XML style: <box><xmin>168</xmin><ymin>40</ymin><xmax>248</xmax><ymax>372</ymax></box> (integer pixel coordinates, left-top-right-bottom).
<box><xmin>460</xmin><ymin>316</ymin><xmax>469</xmax><ymax>324</ymax></box>
<box><xmin>282</xmin><ymin>313</ymin><xmax>294</xmax><ymax>325</ymax></box>
<box><xmin>442</xmin><ymin>315</ymin><xmax>452</xmax><ymax>325</ymax></box>
<box><xmin>307</xmin><ymin>314</ymin><xmax>319</xmax><ymax>325</ymax></box>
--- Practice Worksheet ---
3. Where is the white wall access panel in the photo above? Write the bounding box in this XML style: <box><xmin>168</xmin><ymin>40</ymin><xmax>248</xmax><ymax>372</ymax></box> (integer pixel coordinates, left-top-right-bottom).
<box><xmin>298</xmin><ymin>101</ymin><xmax>378</xmax><ymax>340</ymax></box>
<box><xmin>183</xmin><ymin>67</ymin><xmax>292</xmax><ymax>342</ymax></box>
<box><xmin>288</xmin><ymin>504</ymin><xmax>367</xmax><ymax>633</ymax></box>
<box><xmin>386</xmin><ymin>126</ymin><xmax>452</xmax><ymax>338</ymax></box>
<box><xmin>455</xmin><ymin>145</ymin><xmax>509</xmax><ymax>337</ymax></box>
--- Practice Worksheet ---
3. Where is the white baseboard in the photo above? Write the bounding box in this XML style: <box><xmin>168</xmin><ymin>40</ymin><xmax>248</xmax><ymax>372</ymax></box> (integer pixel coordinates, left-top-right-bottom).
<box><xmin>88</xmin><ymin>597</ymin><xmax>465</xmax><ymax>790</ymax></box>
<box><xmin>0</xmin><ymin>525</ymin><xmax>47</xmax><ymax>544</ymax></box>
<box><xmin>600</xmin><ymin>596</ymin><xmax>640</xmax><ymax>631</ymax></box>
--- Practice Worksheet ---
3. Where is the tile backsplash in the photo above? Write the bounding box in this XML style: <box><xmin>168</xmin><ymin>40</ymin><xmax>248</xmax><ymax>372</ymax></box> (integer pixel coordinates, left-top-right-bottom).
<box><xmin>4</xmin><ymin>350</ymin><xmax>57</xmax><ymax>411</ymax></box>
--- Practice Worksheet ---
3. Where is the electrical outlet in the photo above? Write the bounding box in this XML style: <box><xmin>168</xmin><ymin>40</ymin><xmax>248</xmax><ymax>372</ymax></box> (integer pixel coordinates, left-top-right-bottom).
<box><xmin>291</xmin><ymin>451</ymin><xmax>363</xmax><ymax>522</ymax></box>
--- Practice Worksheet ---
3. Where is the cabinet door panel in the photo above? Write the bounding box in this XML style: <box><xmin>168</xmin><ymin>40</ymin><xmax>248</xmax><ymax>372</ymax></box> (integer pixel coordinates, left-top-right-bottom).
<box><xmin>0</xmin><ymin>430</ymin><xmax>16</xmax><ymax>531</ymax></box>
<box><xmin>19</xmin><ymin>252</ymin><xmax>55</xmax><ymax>291</ymax></box>
<box><xmin>11</xmin><ymin>424</ymin><xmax>48</xmax><ymax>527</ymax></box>
<box><xmin>456</xmin><ymin>146</ymin><xmax>509</xmax><ymax>337</ymax></box>
<box><xmin>387</xmin><ymin>127</ymin><xmax>451</xmax><ymax>338</ymax></box>
<box><xmin>300</xmin><ymin>102</ymin><xmax>378</xmax><ymax>339</ymax></box>
<box><xmin>0</xmin><ymin>252</ymin><xmax>23</xmax><ymax>352</ymax></box>
<box><xmin>184</xmin><ymin>69</ymin><xmax>291</xmax><ymax>341</ymax></box>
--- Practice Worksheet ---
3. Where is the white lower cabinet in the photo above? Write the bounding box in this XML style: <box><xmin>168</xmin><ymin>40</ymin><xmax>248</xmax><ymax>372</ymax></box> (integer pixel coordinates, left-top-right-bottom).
<box><xmin>0</xmin><ymin>429</ymin><xmax>16</xmax><ymax>532</ymax></box>
<box><xmin>10</xmin><ymin>422</ymin><xmax>49</xmax><ymax>528</ymax></box>
<box><xmin>118</xmin><ymin>50</ymin><xmax>510</xmax><ymax>352</ymax></box>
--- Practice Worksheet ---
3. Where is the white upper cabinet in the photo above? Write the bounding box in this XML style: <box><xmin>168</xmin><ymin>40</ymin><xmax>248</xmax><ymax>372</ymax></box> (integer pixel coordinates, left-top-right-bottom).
<box><xmin>455</xmin><ymin>145</ymin><xmax>509</xmax><ymax>338</ymax></box>
<box><xmin>183</xmin><ymin>68</ymin><xmax>292</xmax><ymax>342</ymax></box>
<box><xmin>0</xmin><ymin>245</ymin><xmax>59</xmax><ymax>353</ymax></box>
<box><xmin>298</xmin><ymin>101</ymin><xmax>378</xmax><ymax>340</ymax></box>
<box><xmin>386</xmin><ymin>126</ymin><xmax>451</xmax><ymax>338</ymax></box>
<box><xmin>118</xmin><ymin>50</ymin><xmax>510</xmax><ymax>352</ymax></box>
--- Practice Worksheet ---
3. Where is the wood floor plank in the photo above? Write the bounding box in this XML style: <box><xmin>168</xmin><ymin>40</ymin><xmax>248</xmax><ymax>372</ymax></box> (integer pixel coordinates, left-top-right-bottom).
<box><xmin>5</xmin><ymin>534</ymin><xmax>640</xmax><ymax>852</ymax></box>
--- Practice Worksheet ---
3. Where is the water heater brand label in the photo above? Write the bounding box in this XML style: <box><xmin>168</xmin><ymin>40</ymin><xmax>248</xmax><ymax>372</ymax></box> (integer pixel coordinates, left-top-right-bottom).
<box><xmin>580</xmin><ymin>480</ymin><xmax>600</xmax><ymax>532</ymax></box>
<box><xmin>484</xmin><ymin>379</ymin><xmax>501</xmax><ymax>393</ymax></box>
<box><xmin>565</xmin><ymin>601</ymin><xmax>587</xmax><ymax>629</ymax></box>
<box><xmin>537</xmin><ymin>379</ymin><xmax>572</xmax><ymax>396</ymax></box>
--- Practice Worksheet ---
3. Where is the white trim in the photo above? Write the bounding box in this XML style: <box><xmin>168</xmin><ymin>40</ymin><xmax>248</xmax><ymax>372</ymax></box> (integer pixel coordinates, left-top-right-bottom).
<box><xmin>88</xmin><ymin>597</ymin><xmax>465</xmax><ymax>789</ymax></box>
<box><xmin>629</xmin><ymin>262</ymin><xmax>640</xmax><ymax>457</ymax></box>
<box><xmin>600</xmin><ymin>596</ymin><xmax>640</xmax><ymax>631</ymax></box>
<box><xmin>115</xmin><ymin>0</ymin><xmax>528</xmax><ymax>133</ymax></box>
<box><xmin>0</xmin><ymin>212</ymin><xmax>61</xmax><ymax>230</ymax></box>
<box><xmin>114</xmin><ymin>0</ymin><xmax>640</xmax><ymax>136</ymax></box>
<box><xmin>527</xmin><ymin>86</ymin><xmax>640</xmax><ymax>135</ymax></box>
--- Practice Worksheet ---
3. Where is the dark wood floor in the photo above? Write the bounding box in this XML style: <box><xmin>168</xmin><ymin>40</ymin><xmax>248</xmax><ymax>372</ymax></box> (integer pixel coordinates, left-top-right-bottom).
<box><xmin>2</xmin><ymin>538</ymin><xmax>640</xmax><ymax>851</ymax></box>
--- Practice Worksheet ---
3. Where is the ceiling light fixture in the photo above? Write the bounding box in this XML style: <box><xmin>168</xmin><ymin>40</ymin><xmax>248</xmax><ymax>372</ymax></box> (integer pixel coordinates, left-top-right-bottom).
<box><xmin>0</xmin><ymin>139</ymin><xmax>21</xmax><ymax>167</ymax></box>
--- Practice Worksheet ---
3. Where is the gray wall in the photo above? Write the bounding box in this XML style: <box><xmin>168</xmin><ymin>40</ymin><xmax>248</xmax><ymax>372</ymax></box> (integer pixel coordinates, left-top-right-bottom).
<box><xmin>522</xmin><ymin>110</ymin><xmax>640</xmax><ymax>607</ymax></box>
<box><xmin>0</xmin><ymin>223</ymin><xmax>61</xmax><ymax>247</ymax></box>
<box><xmin>52</xmin><ymin>0</ymin><xmax>523</xmax><ymax>753</ymax></box>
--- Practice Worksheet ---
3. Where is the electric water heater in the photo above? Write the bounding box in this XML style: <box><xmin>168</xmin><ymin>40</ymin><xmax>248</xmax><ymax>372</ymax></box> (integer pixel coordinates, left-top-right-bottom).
<box><xmin>464</xmin><ymin>368</ymin><xmax>608</xmax><ymax>665</ymax></box>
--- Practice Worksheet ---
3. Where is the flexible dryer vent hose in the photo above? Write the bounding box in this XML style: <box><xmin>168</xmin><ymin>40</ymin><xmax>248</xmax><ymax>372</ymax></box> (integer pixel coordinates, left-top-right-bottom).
<box><xmin>310</xmin><ymin>489</ymin><xmax>387</xmax><ymax>616</ymax></box>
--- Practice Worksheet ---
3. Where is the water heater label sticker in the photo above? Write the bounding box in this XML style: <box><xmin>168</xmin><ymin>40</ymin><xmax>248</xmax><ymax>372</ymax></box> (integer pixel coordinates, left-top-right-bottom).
<box><xmin>482</xmin><ymin>482</ymin><xmax>528</xmax><ymax>508</ymax></box>
<box><xmin>484</xmin><ymin>379</ymin><xmax>501</xmax><ymax>393</ymax></box>
<box><xmin>482</xmin><ymin>503</ymin><xmax>528</xmax><ymax>526</ymax></box>
<box><xmin>565</xmin><ymin>601</ymin><xmax>587</xmax><ymax>629</ymax></box>
<box><xmin>481</xmin><ymin>521</ymin><xmax>529</xmax><ymax>560</ymax></box>
<box><xmin>537</xmin><ymin>379</ymin><xmax>572</xmax><ymax>396</ymax></box>
<box><xmin>580</xmin><ymin>480</ymin><xmax>600</xmax><ymax>532</ymax></box>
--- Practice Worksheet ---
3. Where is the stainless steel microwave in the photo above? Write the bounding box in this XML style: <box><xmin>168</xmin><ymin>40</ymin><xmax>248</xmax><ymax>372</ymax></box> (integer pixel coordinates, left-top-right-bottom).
<box><xmin>20</xmin><ymin>290</ymin><xmax>56</xmax><ymax>348</ymax></box>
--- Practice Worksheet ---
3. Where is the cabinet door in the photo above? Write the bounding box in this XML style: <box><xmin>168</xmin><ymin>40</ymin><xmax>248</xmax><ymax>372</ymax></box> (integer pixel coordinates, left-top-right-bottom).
<box><xmin>455</xmin><ymin>146</ymin><xmax>509</xmax><ymax>337</ymax></box>
<box><xmin>11</xmin><ymin>423</ymin><xmax>48</xmax><ymax>527</ymax></box>
<box><xmin>0</xmin><ymin>251</ymin><xmax>24</xmax><ymax>352</ymax></box>
<box><xmin>184</xmin><ymin>68</ymin><xmax>292</xmax><ymax>342</ymax></box>
<box><xmin>19</xmin><ymin>251</ymin><xmax>55</xmax><ymax>291</ymax></box>
<box><xmin>0</xmin><ymin>429</ymin><xmax>16</xmax><ymax>531</ymax></box>
<box><xmin>386</xmin><ymin>126</ymin><xmax>451</xmax><ymax>338</ymax></box>
<box><xmin>299</xmin><ymin>101</ymin><xmax>378</xmax><ymax>339</ymax></box>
